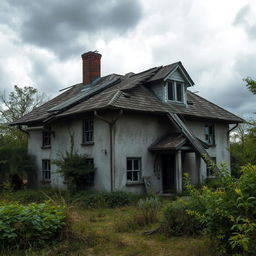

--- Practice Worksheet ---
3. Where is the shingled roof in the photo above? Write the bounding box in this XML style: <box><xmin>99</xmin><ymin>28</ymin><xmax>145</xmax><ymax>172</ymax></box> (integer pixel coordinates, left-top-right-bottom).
<box><xmin>11</xmin><ymin>62</ymin><xmax>243</xmax><ymax>126</ymax></box>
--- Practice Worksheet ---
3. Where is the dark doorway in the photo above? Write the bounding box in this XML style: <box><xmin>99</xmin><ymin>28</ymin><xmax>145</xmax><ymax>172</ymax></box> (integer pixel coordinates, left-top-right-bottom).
<box><xmin>161</xmin><ymin>154</ymin><xmax>175</xmax><ymax>193</ymax></box>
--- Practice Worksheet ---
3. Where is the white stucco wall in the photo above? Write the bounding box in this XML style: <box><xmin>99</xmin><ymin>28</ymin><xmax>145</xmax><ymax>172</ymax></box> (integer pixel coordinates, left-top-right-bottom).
<box><xmin>184</xmin><ymin>119</ymin><xmax>230</xmax><ymax>180</ymax></box>
<box><xmin>113</xmin><ymin>113</ymin><xmax>175</xmax><ymax>194</ymax></box>
<box><xmin>27</xmin><ymin>111</ymin><xmax>231</xmax><ymax>192</ymax></box>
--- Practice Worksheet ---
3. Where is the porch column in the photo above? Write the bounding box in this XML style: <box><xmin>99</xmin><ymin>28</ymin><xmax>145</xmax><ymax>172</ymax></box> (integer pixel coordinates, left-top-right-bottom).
<box><xmin>195</xmin><ymin>153</ymin><xmax>201</xmax><ymax>185</ymax></box>
<box><xmin>175</xmin><ymin>150</ymin><xmax>182</xmax><ymax>193</ymax></box>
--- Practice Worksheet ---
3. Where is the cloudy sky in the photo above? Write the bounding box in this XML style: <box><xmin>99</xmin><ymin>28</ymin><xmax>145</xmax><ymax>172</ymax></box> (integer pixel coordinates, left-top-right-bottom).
<box><xmin>0</xmin><ymin>0</ymin><xmax>255</xmax><ymax>118</ymax></box>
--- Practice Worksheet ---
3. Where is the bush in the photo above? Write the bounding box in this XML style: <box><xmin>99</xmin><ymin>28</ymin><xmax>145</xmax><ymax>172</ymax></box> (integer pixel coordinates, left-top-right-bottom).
<box><xmin>138</xmin><ymin>197</ymin><xmax>161</xmax><ymax>224</ymax></box>
<box><xmin>0</xmin><ymin>202</ymin><xmax>65</xmax><ymax>249</ymax></box>
<box><xmin>186</xmin><ymin>164</ymin><xmax>256</xmax><ymax>255</ymax></box>
<box><xmin>162</xmin><ymin>197</ymin><xmax>203</xmax><ymax>236</ymax></box>
<box><xmin>72</xmin><ymin>191</ymin><xmax>138</xmax><ymax>208</ymax></box>
<box><xmin>0</xmin><ymin>188</ymin><xmax>68</xmax><ymax>204</ymax></box>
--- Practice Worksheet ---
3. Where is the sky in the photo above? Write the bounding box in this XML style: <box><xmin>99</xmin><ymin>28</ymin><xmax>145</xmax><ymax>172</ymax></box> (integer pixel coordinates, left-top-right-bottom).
<box><xmin>0</xmin><ymin>0</ymin><xmax>255</xmax><ymax>118</ymax></box>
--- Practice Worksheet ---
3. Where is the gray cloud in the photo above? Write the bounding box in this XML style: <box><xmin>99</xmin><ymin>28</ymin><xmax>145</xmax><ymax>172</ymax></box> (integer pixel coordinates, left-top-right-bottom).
<box><xmin>6</xmin><ymin>0</ymin><xmax>142</xmax><ymax>58</ymax></box>
<box><xmin>233</xmin><ymin>4</ymin><xmax>256</xmax><ymax>39</ymax></box>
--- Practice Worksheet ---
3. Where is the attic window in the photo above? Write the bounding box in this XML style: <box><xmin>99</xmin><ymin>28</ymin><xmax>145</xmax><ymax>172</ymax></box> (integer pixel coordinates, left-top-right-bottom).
<box><xmin>167</xmin><ymin>80</ymin><xmax>185</xmax><ymax>103</ymax></box>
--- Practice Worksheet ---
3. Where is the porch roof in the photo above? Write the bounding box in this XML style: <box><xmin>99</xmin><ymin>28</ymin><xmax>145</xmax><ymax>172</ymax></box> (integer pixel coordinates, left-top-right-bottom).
<box><xmin>149</xmin><ymin>133</ymin><xmax>187</xmax><ymax>151</ymax></box>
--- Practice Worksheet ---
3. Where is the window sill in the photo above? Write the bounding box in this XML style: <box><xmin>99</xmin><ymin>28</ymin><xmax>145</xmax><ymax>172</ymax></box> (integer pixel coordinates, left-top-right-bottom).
<box><xmin>40</xmin><ymin>180</ymin><xmax>51</xmax><ymax>184</ymax></box>
<box><xmin>81</xmin><ymin>142</ymin><xmax>94</xmax><ymax>146</ymax></box>
<box><xmin>126</xmin><ymin>181</ymin><xmax>144</xmax><ymax>186</ymax></box>
<box><xmin>41</xmin><ymin>145</ymin><xmax>51</xmax><ymax>149</ymax></box>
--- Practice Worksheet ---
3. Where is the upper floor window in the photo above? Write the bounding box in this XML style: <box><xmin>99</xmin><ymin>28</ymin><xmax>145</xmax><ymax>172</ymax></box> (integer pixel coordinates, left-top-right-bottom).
<box><xmin>167</xmin><ymin>80</ymin><xmax>184</xmax><ymax>103</ymax></box>
<box><xmin>42</xmin><ymin>131</ymin><xmax>51</xmax><ymax>147</ymax></box>
<box><xmin>82</xmin><ymin>119</ymin><xmax>94</xmax><ymax>143</ymax></box>
<box><xmin>42</xmin><ymin>159</ymin><xmax>51</xmax><ymax>181</ymax></box>
<box><xmin>127</xmin><ymin>157</ymin><xmax>141</xmax><ymax>182</ymax></box>
<box><xmin>204</xmin><ymin>124</ymin><xmax>215</xmax><ymax>145</ymax></box>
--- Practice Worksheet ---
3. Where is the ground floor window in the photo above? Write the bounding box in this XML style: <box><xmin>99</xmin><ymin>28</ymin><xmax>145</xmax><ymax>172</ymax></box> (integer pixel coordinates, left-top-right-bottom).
<box><xmin>42</xmin><ymin>159</ymin><xmax>51</xmax><ymax>181</ymax></box>
<box><xmin>206</xmin><ymin>157</ymin><xmax>216</xmax><ymax>177</ymax></box>
<box><xmin>126</xmin><ymin>158</ymin><xmax>141</xmax><ymax>182</ymax></box>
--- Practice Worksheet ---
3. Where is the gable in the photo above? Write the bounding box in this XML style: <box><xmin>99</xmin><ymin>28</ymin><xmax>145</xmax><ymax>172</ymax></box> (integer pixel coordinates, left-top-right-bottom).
<box><xmin>167</xmin><ymin>69</ymin><xmax>185</xmax><ymax>82</ymax></box>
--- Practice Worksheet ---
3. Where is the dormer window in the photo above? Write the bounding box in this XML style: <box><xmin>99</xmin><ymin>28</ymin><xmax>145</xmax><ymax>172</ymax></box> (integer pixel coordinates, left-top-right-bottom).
<box><xmin>167</xmin><ymin>80</ymin><xmax>185</xmax><ymax>103</ymax></box>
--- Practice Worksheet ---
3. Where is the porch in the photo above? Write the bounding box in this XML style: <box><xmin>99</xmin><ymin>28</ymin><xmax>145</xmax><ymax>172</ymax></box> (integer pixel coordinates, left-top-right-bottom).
<box><xmin>149</xmin><ymin>133</ymin><xmax>207</xmax><ymax>193</ymax></box>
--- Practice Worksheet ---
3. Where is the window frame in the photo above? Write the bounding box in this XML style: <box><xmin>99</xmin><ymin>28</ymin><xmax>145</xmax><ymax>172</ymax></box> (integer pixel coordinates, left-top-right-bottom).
<box><xmin>82</xmin><ymin>118</ymin><xmax>94</xmax><ymax>144</ymax></box>
<box><xmin>42</xmin><ymin>159</ymin><xmax>51</xmax><ymax>182</ymax></box>
<box><xmin>206</xmin><ymin>157</ymin><xmax>217</xmax><ymax>177</ymax></box>
<box><xmin>166</xmin><ymin>80</ymin><xmax>185</xmax><ymax>103</ymax></box>
<box><xmin>126</xmin><ymin>157</ymin><xmax>142</xmax><ymax>183</ymax></box>
<box><xmin>42</xmin><ymin>131</ymin><xmax>51</xmax><ymax>148</ymax></box>
<box><xmin>204</xmin><ymin>124</ymin><xmax>215</xmax><ymax>145</ymax></box>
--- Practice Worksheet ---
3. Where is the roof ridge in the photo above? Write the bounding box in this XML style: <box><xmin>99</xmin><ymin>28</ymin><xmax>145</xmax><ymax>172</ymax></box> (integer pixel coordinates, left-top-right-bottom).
<box><xmin>107</xmin><ymin>89</ymin><xmax>122</xmax><ymax>106</ymax></box>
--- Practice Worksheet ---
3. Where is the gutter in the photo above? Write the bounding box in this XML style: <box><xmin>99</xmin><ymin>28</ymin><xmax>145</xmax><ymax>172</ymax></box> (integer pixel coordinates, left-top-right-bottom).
<box><xmin>18</xmin><ymin>125</ymin><xmax>29</xmax><ymax>136</ymax></box>
<box><xmin>94</xmin><ymin>109</ymin><xmax>123</xmax><ymax>192</ymax></box>
<box><xmin>228</xmin><ymin>123</ymin><xmax>239</xmax><ymax>134</ymax></box>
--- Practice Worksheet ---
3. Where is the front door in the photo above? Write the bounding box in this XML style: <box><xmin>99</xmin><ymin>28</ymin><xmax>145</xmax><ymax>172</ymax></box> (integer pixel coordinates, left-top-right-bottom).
<box><xmin>162</xmin><ymin>154</ymin><xmax>175</xmax><ymax>193</ymax></box>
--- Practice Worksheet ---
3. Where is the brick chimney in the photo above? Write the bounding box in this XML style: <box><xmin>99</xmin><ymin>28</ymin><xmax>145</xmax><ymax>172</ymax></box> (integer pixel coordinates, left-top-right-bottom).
<box><xmin>81</xmin><ymin>51</ymin><xmax>102</xmax><ymax>85</ymax></box>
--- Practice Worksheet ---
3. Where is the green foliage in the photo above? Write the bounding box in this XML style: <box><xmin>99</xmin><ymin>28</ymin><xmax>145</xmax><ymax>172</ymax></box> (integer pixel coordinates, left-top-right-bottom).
<box><xmin>0</xmin><ymin>85</ymin><xmax>46</xmax><ymax>124</ymax></box>
<box><xmin>72</xmin><ymin>191</ymin><xmax>137</xmax><ymax>208</ymax></box>
<box><xmin>243</xmin><ymin>77</ymin><xmax>256</xmax><ymax>95</ymax></box>
<box><xmin>185</xmin><ymin>164</ymin><xmax>256</xmax><ymax>255</ymax></box>
<box><xmin>230</xmin><ymin>122</ymin><xmax>256</xmax><ymax>177</ymax></box>
<box><xmin>138</xmin><ymin>197</ymin><xmax>161</xmax><ymax>224</ymax></box>
<box><xmin>162</xmin><ymin>197</ymin><xmax>203</xmax><ymax>236</ymax></box>
<box><xmin>0</xmin><ymin>188</ymin><xmax>68</xmax><ymax>204</ymax></box>
<box><xmin>0</xmin><ymin>202</ymin><xmax>65</xmax><ymax>249</ymax></box>
<box><xmin>54</xmin><ymin>151</ymin><xmax>96</xmax><ymax>192</ymax></box>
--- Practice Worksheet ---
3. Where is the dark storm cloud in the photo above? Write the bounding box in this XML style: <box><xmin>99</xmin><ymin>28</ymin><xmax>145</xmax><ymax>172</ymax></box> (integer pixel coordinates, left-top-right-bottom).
<box><xmin>7</xmin><ymin>0</ymin><xmax>143</xmax><ymax>58</ymax></box>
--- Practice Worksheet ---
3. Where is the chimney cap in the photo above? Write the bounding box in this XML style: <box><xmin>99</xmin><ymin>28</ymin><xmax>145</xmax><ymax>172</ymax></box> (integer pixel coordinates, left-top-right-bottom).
<box><xmin>81</xmin><ymin>50</ymin><xmax>102</xmax><ymax>58</ymax></box>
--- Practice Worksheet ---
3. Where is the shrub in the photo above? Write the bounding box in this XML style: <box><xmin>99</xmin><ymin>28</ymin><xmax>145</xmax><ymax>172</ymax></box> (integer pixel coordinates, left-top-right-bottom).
<box><xmin>186</xmin><ymin>164</ymin><xmax>256</xmax><ymax>255</ymax></box>
<box><xmin>0</xmin><ymin>202</ymin><xmax>65</xmax><ymax>249</ymax></box>
<box><xmin>162</xmin><ymin>197</ymin><xmax>203</xmax><ymax>236</ymax></box>
<box><xmin>72</xmin><ymin>191</ymin><xmax>137</xmax><ymax>208</ymax></box>
<box><xmin>138</xmin><ymin>197</ymin><xmax>161</xmax><ymax>224</ymax></box>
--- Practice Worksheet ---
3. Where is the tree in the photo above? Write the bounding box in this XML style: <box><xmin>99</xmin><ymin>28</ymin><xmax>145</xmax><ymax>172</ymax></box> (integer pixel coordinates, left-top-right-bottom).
<box><xmin>0</xmin><ymin>85</ymin><xmax>47</xmax><ymax>188</ymax></box>
<box><xmin>243</xmin><ymin>77</ymin><xmax>256</xmax><ymax>95</ymax></box>
<box><xmin>229</xmin><ymin>78</ymin><xmax>256</xmax><ymax>177</ymax></box>
<box><xmin>0</xmin><ymin>85</ymin><xmax>47</xmax><ymax>123</ymax></box>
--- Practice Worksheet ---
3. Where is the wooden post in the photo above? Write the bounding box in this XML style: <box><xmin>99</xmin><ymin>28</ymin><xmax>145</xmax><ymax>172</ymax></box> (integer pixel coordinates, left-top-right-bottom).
<box><xmin>195</xmin><ymin>153</ymin><xmax>201</xmax><ymax>185</ymax></box>
<box><xmin>175</xmin><ymin>150</ymin><xmax>182</xmax><ymax>193</ymax></box>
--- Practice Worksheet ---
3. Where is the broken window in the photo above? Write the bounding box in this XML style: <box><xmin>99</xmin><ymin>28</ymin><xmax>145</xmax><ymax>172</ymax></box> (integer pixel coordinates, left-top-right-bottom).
<box><xmin>42</xmin><ymin>131</ymin><xmax>51</xmax><ymax>147</ymax></box>
<box><xmin>82</xmin><ymin>119</ymin><xmax>94</xmax><ymax>143</ymax></box>
<box><xmin>126</xmin><ymin>158</ymin><xmax>141</xmax><ymax>182</ymax></box>
<box><xmin>42</xmin><ymin>159</ymin><xmax>51</xmax><ymax>181</ymax></box>
<box><xmin>204</xmin><ymin>124</ymin><xmax>215</xmax><ymax>145</ymax></box>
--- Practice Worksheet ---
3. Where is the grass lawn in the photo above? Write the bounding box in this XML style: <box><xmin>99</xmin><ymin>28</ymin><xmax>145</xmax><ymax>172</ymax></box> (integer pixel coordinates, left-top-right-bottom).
<box><xmin>1</xmin><ymin>206</ymin><xmax>214</xmax><ymax>256</ymax></box>
<box><xmin>0</xmin><ymin>190</ymin><xmax>217</xmax><ymax>256</ymax></box>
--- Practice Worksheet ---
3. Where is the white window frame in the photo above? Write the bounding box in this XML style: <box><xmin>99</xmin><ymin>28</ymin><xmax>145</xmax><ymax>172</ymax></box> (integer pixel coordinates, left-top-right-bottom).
<box><xmin>166</xmin><ymin>80</ymin><xmax>185</xmax><ymax>103</ymax></box>
<box><xmin>126</xmin><ymin>158</ymin><xmax>142</xmax><ymax>183</ymax></box>
<box><xmin>42</xmin><ymin>159</ymin><xmax>51</xmax><ymax>181</ymax></box>
<box><xmin>82</xmin><ymin>118</ymin><xmax>94</xmax><ymax>143</ymax></box>
<box><xmin>204</xmin><ymin>124</ymin><xmax>215</xmax><ymax>145</ymax></box>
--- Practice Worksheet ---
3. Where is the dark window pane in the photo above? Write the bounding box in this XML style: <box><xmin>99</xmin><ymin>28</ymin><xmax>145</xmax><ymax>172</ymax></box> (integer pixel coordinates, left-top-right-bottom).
<box><xmin>167</xmin><ymin>81</ymin><xmax>174</xmax><ymax>100</ymax></box>
<box><xmin>133</xmin><ymin>171</ymin><xmax>138</xmax><ymax>181</ymax></box>
<box><xmin>133</xmin><ymin>159</ymin><xmax>139</xmax><ymax>170</ymax></box>
<box><xmin>127</xmin><ymin>159</ymin><xmax>132</xmax><ymax>170</ymax></box>
<box><xmin>127</xmin><ymin>171</ymin><xmax>132</xmax><ymax>181</ymax></box>
<box><xmin>176</xmin><ymin>83</ymin><xmax>183</xmax><ymax>102</ymax></box>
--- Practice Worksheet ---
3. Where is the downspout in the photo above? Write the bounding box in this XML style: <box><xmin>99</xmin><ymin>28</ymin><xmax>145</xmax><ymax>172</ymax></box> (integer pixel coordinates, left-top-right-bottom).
<box><xmin>94</xmin><ymin>110</ymin><xmax>123</xmax><ymax>192</ymax></box>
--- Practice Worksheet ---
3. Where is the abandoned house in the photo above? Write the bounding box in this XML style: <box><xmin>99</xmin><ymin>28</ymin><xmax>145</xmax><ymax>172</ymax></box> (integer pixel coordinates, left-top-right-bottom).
<box><xmin>12</xmin><ymin>51</ymin><xmax>243</xmax><ymax>193</ymax></box>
